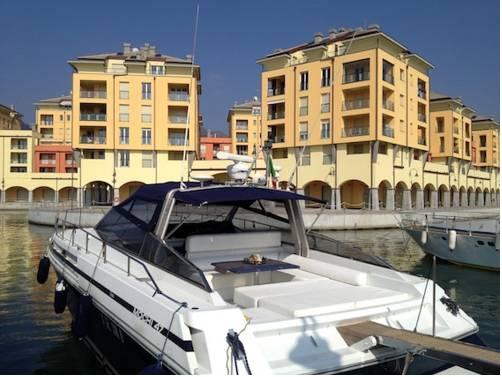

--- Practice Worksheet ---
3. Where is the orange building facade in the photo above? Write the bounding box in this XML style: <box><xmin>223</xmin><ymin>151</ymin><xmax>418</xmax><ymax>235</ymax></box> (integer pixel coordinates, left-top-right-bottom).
<box><xmin>199</xmin><ymin>136</ymin><xmax>232</xmax><ymax>160</ymax></box>
<box><xmin>33</xmin><ymin>145</ymin><xmax>77</xmax><ymax>173</ymax></box>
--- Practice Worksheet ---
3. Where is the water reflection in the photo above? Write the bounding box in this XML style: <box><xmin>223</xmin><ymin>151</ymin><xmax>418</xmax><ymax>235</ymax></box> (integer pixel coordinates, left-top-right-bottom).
<box><xmin>323</xmin><ymin>228</ymin><xmax>500</xmax><ymax>350</ymax></box>
<box><xmin>0</xmin><ymin>211</ymin><xmax>102</xmax><ymax>374</ymax></box>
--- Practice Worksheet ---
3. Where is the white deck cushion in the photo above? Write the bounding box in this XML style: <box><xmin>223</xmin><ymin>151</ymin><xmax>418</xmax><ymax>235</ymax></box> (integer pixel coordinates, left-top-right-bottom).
<box><xmin>234</xmin><ymin>280</ymin><xmax>343</xmax><ymax>308</ymax></box>
<box><xmin>260</xmin><ymin>286</ymin><xmax>410</xmax><ymax>317</ymax></box>
<box><xmin>283</xmin><ymin>254</ymin><xmax>368</xmax><ymax>286</ymax></box>
<box><xmin>185</xmin><ymin>231</ymin><xmax>281</xmax><ymax>254</ymax></box>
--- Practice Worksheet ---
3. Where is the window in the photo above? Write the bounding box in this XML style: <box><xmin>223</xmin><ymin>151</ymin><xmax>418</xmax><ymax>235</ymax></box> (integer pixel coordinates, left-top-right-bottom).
<box><xmin>480</xmin><ymin>135</ymin><xmax>486</xmax><ymax>147</ymax></box>
<box><xmin>67</xmin><ymin>114</ymin><xmax>71</xmax><ymax>121</ymax></box>
<box><xmin>150</xmin><ymin>65</ymin><xmax>165</xmax><ymax>75</ymax></box>
<box><xmin>413</xmin><ymin>149</ymin><xmax>421</xmax><ymax>160</ymax></box>
<box><xmin>323</xmin><ymin>146</ymin><xmax>333</xmax><ymax>164</ymax></box>
<box><xmin>299</xmin><ymin>97</ymin><xmax>308</xmax><ymax>116</ymax></box>
<box><xmin>300</xmin><ymin>71</ymin><xmax>309</xmax><ymax>91</ymax></box>
<box><xmin>439</xmin><ymin>137</ymin><xmax>445</xmax><ymax>153</ymax></box>
<box><xmin>10</xmin><ymin>166</ymin><xmax>27</xmax><ymax>173</ymax></box>
<box><xmin>400</xmin><ymin>69</ymin><xmax>405</xmax><ymax>81</ymax></box>
<box><xmin>141</xmin><ymin>106</ymin><xmax>152</xmax><ymax>123</ymax></box>
<box><xmin>321</xmin><ymin>120</ymin><xmax>330</xmax><ymax>139</ymax></box>
<box><xmin>168</xmin><ymin>151</ymin><xmax>184</xmax><ymax>160</ymax></box>
<box><xmin>60</xmin><ymin>115</ymin><xmax>63</xmax><ymax>121</ymax></box>
<box><xmin>119</xmin><ymin>104</ymin><xmax>129</xmax><ymax>122</ymax></box>
<box><xmin>347</xmin><ymin>143</ymin><xmax>368</xmax><ymax>154</ymax></box>
<box><xmin>382</xmin><ymin>60</ymin><xmax>394</xmax><ymax>84</ymax></box>
<box><xmin>119</xmin><ymin>127</ymin><xmax>129</xmax><ymax>144</ymax></box>
<box><xmin>251</xmin><ymin>106</ymin><xmax>261</xmax><ymax>115</ymax></box>
<box><xmin>236</xmin><ymin>120</ymin><xmax>248</xmax><ymax>130</ymax></box>
<box><xmin>321</xmin><ymin>93</ymin><xmax>330</xmax><ymax>113</ymax></box>
<box><xmin>400</xmin><ymin>94</ymin><xmax>405</xmax><ymax>107</ymax></box>
<box><xmin>300</xmin><ymin>147</ymin><xmax>311</xmax><ymax>166</ymax></box>
<box><xmin>400</xmin><ymin>120</ymin><xmax>405</xmax><ymax>132</ymax></box>
<box><xmin>119</xmin><ymin>82</ymin><xmax>129</xmax><ymax>99</ymax></box>
<box><xmin>142</xmin><ymin>82</ymin><xmax>152</xmax><ymax>100</ymax></box>
<box><xmin>299</xmin><ymin>122</ymin><xmax>308</xmax><ymax>141</ymax></box>
<box><xmin>142</xmin><ymin>151</ymin><xmax>153</xmax><ymax>168</ymax></box>
<box><xmin>142</xmin><ymin>128</ymin><xmax>152</xmax><ymax>144</ymax></box>
<box><xmin>118</xmin><ymin>151</ymin><xmax>130</xmax><ymax>167</ymax></box>
<box><xmin>321</xmin><ymin>67</ymin><xmax>331</xmax><ymax>87</ymax></box>
<box><xmin>378</xmin><ymin>142</ymin><xmax>387</xmax><ymax>154</ymax></box>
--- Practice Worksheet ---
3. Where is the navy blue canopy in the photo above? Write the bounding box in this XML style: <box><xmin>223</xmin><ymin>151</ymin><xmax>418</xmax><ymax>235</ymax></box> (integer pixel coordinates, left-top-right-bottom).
<box><xmin>131</xmin><ymin>181</ymin><xmax>325</xmax><ymax>205</ymax></box>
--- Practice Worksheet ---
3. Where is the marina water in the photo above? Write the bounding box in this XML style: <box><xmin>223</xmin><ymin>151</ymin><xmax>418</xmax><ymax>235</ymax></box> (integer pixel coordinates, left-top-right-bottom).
<box><xmin>0</xmin><ymin>211</ymin><xmax>498</xmax><ymax>373</ymax></box>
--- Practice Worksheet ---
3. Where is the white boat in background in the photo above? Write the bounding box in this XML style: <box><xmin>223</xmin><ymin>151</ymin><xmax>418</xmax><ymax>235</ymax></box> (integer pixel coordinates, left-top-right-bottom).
<box><xmin>402</xmin><ymin>214</ymin><xmax>500</xmax><ymax>271</ymax></box>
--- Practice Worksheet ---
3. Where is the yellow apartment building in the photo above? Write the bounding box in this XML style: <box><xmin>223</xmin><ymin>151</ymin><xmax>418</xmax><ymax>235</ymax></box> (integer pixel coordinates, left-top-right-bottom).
<box><xmin>227</xmin><ymin>98</ymin><xmax>262</xmax><ymax>157</ymax></box>
<box><xmin>69</xmin><ymin>42</ymin><xmax>202</xmax><ymax>205</ymax></box>
<box><xmin>258</xmin><ymin>25</ymin><xmax>499</xmax><ymax>209</ymax></box>
<box><xmin>34</xmin><ymin>95</ymin><xmax>73</xmax><ymax>144</ymax></box>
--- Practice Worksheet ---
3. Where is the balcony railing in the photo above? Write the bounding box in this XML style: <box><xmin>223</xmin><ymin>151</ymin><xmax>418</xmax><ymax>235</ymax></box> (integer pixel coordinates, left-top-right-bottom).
<box><xmin>40</xmin><ymin>121</ymin><xmax>53</xmax><ymax>126</ymax></box>
<box><xmin>269</xmin><ymin>135</ymin><xmax>285</xmax><ymax>143</ymax></box>
<box><xmin>321</xmin><ymin>103</ymin><xmax>330</xmax><ymax>113</ymax></box>
<box><xmin>236</xmin><ymin>124</ymin><xmax>248</xmax><ymax>130</ymax></box>
<box><xmin>323</xmin><ymin>155</ymin><xmax>333</xmax><ymax>164</ymax></box>
<box><xmin>343</xmin><ymin>71</ymin><xmax>370</xmax><ymax>84</ymax></box>
<box><xmin>418</xmin><ymin>89</ymin><xmax>427</xmax><ymax>99</ymax></box>
<box><xmin>40</xmin><ymin>159</ymin><xmax>56</xmax><ymax>165</ymax></box>
<box><xmin>41</xmin><ymin>134</ymin><xmax>54</xmax><ymax>139</ymax></box>
<box><xmin>80</xmin><ymin>136</ymin><xmax>106</xmax><ymax>144</ymax></box>
<box><xmin>169</xmin><ymin>116</ymin><xmax>188</xmax><ymax>124</ymax></box>
<box><xmin>11</xmin><ymin>144</ymin><xmax>27</xmax><ymax>150</ymax></box>
<box><xmin>236</xmin><ymin>137</ymin><xmax>248</xmax><ymax>143</ymax></box>
<box><xmin>342</xmin><ymin>126</ymin><xmax>369</xmax><ymax>137</ymax></box>
<box><xmin>106</xmin><ymin>67</ymin><xmax>127</xmax><ymax>74</ymax></box>
<box><xmin>383</xmin><ymin>100</ymin><xmax>394</xmax><ymax>111</ymax></box>
<box><xmin>383</xmin><ymin>125</ymin><xmax>394</xmax><ymax>138</ymax></box>
<box><xmin>383</xmin><ymin>73</ymin><xmax>394</xmax><ymax>84</ymax></box>
<box><xmin>342</xmin><ymin>98</ymin><xmax>369</xmax><ymax>111</ymax></box>
<box><xmin>417</xmin><ymin>137</ymin><xmax>426</xmax><ymax>145</ymax></box>
<box><xmin>11</xmin><ymin>159</ymin><xmax>27</xmax><ymax>164</ymax></box>
<box><xmin>299</xmin><ymin>106</ymin><xmax>308</xmax><ymax>116</ymax></box>
<box><xmin>299</xmin><ymin>131</ymin><xmax>309</xmax><ymax>141</ymax></box>
<box><xmin>169</xmin><ymin>92</ymin><xmax>189</xmax><ymax>101</ymax></box>
<box><xmin>169</xmin><ymin>138</ymin><xmax>189</xmax><ymax>146</ymax></box>
<box><xmin>80</xmin><ymin>90</ymin><xmax>106</xmax><ymax>99</ymax></box>
<box><xmin>267</xmin><ymin>88</ymin><xmax>285</xmax><ymax>96</ymax></box>
<box><xmin>267</xmin><ymin>112</ymin><xmax>285</xmax><ymax>120</ymax></box>
<box><xmin>80</xmin><ymin>114</ymin><xmax>106</xmax><ymax>121</ymax></box>
<box><xmin>418</xmin><ymin>113</ymin><xmax>427</xmax><ymax>123</ymax></box>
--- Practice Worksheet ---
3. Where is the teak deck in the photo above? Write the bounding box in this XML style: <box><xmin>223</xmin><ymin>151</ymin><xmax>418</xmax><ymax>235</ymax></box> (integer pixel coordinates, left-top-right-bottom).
<box><xmin>338</xmin><ymin>321</ymin><xmax>500</xmax><ymax>374</ymax></box>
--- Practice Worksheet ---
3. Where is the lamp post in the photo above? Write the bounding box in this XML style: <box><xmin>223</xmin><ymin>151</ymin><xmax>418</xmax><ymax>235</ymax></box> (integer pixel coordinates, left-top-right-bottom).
<box><xmin>262</xmin><ymin>140</ymin><xmax>273</xmax><ymax>187</ymax></box>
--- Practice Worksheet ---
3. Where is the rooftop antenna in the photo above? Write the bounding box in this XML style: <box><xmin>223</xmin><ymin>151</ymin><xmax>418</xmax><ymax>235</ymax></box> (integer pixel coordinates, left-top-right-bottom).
<box><xmin>180</xmin><ymin>1</ymin><xmax>200</xmax><ymax>189</ymax></box>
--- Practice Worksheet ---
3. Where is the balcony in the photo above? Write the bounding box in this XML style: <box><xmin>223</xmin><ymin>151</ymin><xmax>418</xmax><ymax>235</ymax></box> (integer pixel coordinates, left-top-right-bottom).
<box><xmin>418</xmin><ymin>89</ymin><xmax>427</xmax><ymax>99</ymax></box>
<box><xmin>342</xmin><ymin>126</ymin><xmax>369</xmax><ymax>137</ymax></box>
<box><xmin>342</xmin><ymin>98</ymin><xmax>369</xmax><ymax>111</ymax></box>
<box><xmin>169</xmin><ymin>115</ymin><xmax>188</xmax><ymax>124</ymax></box>
<box><xmin>11</xmin><ymin>143</ymin><xmax>27</xmax><ymax>150</ymax></box>
<box><xmin>269</xmin><ymin>135</ymin><xmax>285</xmax><ymax>143</ymax></box>
<box><xmin>418</xmin><ymin>113</ymin><xmax>427</xmax><ymax>123</ymax></box>
<box><xmin>169</xmin><ymin>137</ymin><xmax>189</xmax><ymax>146</ymax></box>
<box><xmin>40</xmin><ymin>134</ymin><xmax>54</xmax><ymax>139</ymax></box>
<box><xmin>267</xmin><ymin>112</ymin><xmax>285</xmax><ymax>121</ymax></box>
<box><xmin>40</xmin><ymin>159</ymin><xmax>56</xmax><ymax>165</ymax></box>
<box><xmin>383</xmin><ymin>125</ymin><xmax>394</xmax><ymax>138</ymax></box>
<box><xmin>40</xmin><ymin>120</ymin><xmax>54</xmax><ymax>126</ymax></box>
<box><xmin>343</xmin><ymin>71</ymin><xmax>370</xmax><ymax>84</ymax></box>
<box><xmin>80</xmin><ymin>90</ymin><xmax>106</xmax><ymax>99</ymax></box>
<box><xmin>417</xmin><ymin>137</ymin><xmax>426</xmax><ymax>145</ymax></box>
<box><xmin>383</xmin><ymin>100</ymin><xmax>394</xmax><ymax>111</ymax></box>
<box><xmin>80</xmin><ymin>136</ymin><xmax>106</xmax><ymax>144</ymax></box>
<box><xmin>320</xmin><ymin>103</ymin><xmax>330</xmax><ymax>113</ymax></box>
<box><xmin>80</xmin><ymin>113</ymin><xmax>106</xmax><ymax>121</ymax></box>
<box><xmin>236</xmin><ymin>137</ymin><xmax>248</xmax><ymax>143</ymax></box>
<box><xmin>169</xmin><ymin>92</ymin><xmax>189</xmax><ymax>101</ymax></box>
<box><xmin>236</xmin><ymin>123</ymin><xmax>248</xmax><ymax>130</ymax></box>
<box><xmin>11</xmin><ymin>158</ymin><xmax>27</xmax><ymax>164</ymax></box>
<box><xmin>299</xmin><ymin>106</ymin><xmax>308</xmax><ymax>116</ymax></box>
<box><xmin>383</xmin><ymin>73</ymin><xmax>394</xmax><ymax>85</ymax></box>
<box><xmin>267</xmin><ymin>88</ymin><xmax>285</xmax><ymax>96</ymax></box>
<box><xmin>299</xmin><ymin>131</ymin><xmax>309</xmax><ymax>141</ymax></box>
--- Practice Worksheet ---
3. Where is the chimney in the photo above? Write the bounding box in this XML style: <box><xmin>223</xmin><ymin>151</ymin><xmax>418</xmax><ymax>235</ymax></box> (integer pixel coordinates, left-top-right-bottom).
<box><xmin>185</xmin><ymin>54</ymin><xmax>193</xmax><ymax>62</ymax></box>
<box><xmin>313</xmin><ymin>32</ymin><xmax>323</xmax><ymax>44</ymax></box>
<box><xmin>328</xmin><ymin>28</ymin><xmax>337</xmax><ymax>39</ymax></box>
<box><xmin>123</xmin><ymin>42</ymin><xmax>131</xmax><ymax>54</ymax></box>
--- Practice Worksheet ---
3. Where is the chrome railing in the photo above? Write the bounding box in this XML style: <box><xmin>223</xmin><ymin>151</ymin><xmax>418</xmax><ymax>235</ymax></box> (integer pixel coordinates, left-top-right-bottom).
<box><xmin>236</xmin><ymin>138</ymin><xmax>248</xmax><ymax>143</ymax></box>
<box><xmin>267</xmin><ymin>88</ymin><xmax>285</xmax><ymax>96</ymax></box>
<box><xmin>236</xmin><ymin>124</ymin><xmax>248</xmax><ymax>130</ymax></box>
<box><xmin>342</xmin><ymin>98</ymin><xmax>369</xmax><ymax>110</ymax></box>
<box><xmin>169</xmin><ymin>138</ymin><xmax>189</xmax><ymax>146</ymax></box>
<box><xmin>267</xmin><ymin>112</ymin><xmax>285</xmax><ymax>120</ymax></box>
<box><xmin>169</xmin><ymin>116</ymin><xmax>188</xmax><ymax>124</ymax></box>
<box><xmin>342</xmin><ymin>126</ymin><xmax>369</xmax><ymax>137</ymax></box>
<box><xmin>41</xmin><ymin>121</ymin><xmax>54</xmax><ymax>126</ymax></box>
<box><xmin>80</xmin><ymin>136</ymin><xmax>106</xmax><ymax>144</ymax></box>
<box><xmin>80</xmin><ymin>114</ymin><xmax>106</xmax><ymax>121</ymax></box>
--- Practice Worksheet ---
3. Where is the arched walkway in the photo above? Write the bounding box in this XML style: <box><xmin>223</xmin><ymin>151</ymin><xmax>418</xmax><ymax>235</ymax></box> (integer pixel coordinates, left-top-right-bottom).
<box><xmin>33</xmin><ymin>186</ymin><xmax>56</xmax><ymax>202</ymax></box>
<box><xmin>438</xmin><ymin>185</ymin><xmax>448</xmax><ymax>207</ymax></box>
<box><xmin>490</xmin><ymin>189</ymin><xmax>496</xmax><ymax>206</ymax></box>
<box><xmin>483</xmin><ymin>188</ymin><xmax>490</xmax><ymax>207</ymax></box>
<box><xmin>59</xmin><ymin>187</ymin><xmax>77</xmax><ymax>203</ymax></box>
<box><xmin>5</xmin><ymin>186</ymin><xmax>29</xmax><ymax>202</ymax></box>
<box><xmin>394</xmin><ymin>181</ymin><xmax>409</xmax><ymax>209</ymax></box>
<box><xmin>449</xmin><ymin>185</ymin><xmax>458</xmax><ymax>207</ymax></box>
<box><xmin>340</xmin><ymin>180</ymin><xmax>369</xmax><ymax>209</ymax></box>
<box><xmin>459</xmin><ymin>186</ymin><xmax>466</xmax><ymax>207</ymax></box>
<box><xmin>467</xmin><ymin>187</ymin><xmax>474</xmax><ymax>207</ymax></box>
<box><xmin>83</xmin><ymin>181</ymin><xmax>113</xmax><ymax>206</ymax></box>
<box><xmin>411</xmin><ymin>183</ymin><xmax>422</xmax><ymax>209</ymax></box>
<box><xmin>424</xmin><ymin>183</ymin><xmax>436</xmax><ymax>208</ymax></box>
<box><xmin>475</xmin><ymin>187</ymin><xmax>482</xmax><ymax>206</ymax></box>
<box><xmin>304</xmin><ymin>181</ymin><xmax>331</xmax><ymax>208</ymax></box>
<box><xmin>377</xmin><ymin>180</ymin><xmax>392</xmax><ymax>209</ymax></box>
<box><xmin>119</xmin><ymin>181</ymin><xmax>145</xmax><ymax>201</ymax></box>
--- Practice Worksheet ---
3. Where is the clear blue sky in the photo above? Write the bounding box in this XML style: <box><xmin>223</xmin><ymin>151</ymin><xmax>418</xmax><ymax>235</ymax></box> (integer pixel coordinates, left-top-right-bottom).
<box><xmin>1</xmin><ymin>0</ymin><xmax>499</xmax><ymax>131</ymax></box>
